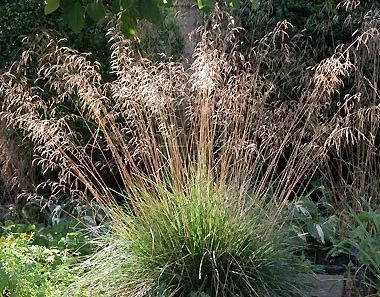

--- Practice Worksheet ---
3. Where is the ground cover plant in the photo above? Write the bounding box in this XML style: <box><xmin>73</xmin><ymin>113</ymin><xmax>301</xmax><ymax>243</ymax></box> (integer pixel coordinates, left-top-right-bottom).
<box><xmin>0</xmin><ymin>1</ymin><xmax>380</xmax><ymax>296</ymax></box>
<box><xmin>0</xmin><ymin>180</ymin><xmax>103</xmax><ymax>297</ymax></box>
<box><xmin>0</xmin><ymin>221</ymin><xmax>91</xmax><ymax>297</ymax></box>
<box><xmin>0</xmin><ymin>231</ymin><xmax>69</xmax><ymax>297</ymax></box>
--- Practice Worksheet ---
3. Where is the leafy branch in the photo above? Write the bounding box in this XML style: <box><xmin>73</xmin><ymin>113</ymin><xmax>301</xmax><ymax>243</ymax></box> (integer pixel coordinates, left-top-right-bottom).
<box><xmin>44</xmin><ymin>0</ymin><xmax>260</xmax><ymax>36</ymax></box>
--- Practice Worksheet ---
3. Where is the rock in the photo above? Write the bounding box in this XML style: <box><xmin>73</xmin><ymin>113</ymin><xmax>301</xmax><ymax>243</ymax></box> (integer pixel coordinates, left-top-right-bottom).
<box><xmin>300</xmin><ymin>274</ymin><xmax>345</xmax><ymax>297</ymax></box>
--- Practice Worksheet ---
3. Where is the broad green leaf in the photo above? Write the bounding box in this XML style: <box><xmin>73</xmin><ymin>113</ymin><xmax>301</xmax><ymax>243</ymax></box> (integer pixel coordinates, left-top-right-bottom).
<box><xmin>139</xmin><ymin>0</ymin><xmax>161</xmax><ymax>24</ymax></box>
<box><xmin>197</xmin><ymin>0</ymin><xmax>205</xmax><ymax>10</ymax></box>
<box><xmin>62</xmin><ymin>1</ymin><xmax>86</xmax><ymax>33</ymax></box>
<box><xmin>307</xmin><ymin>221</ymin><xmax>318</xmax><ymax>241</ymax></box>
<box><xmin>300</xmin><ymin>196</ymin><xmax>318</xmax><ymax>217</ymax></box>
<box><xmin>120</xmin><ymin>11</ymin><xmax>137</xmax><ymax>38</ymax></box>
<box><xmin>25</xmin><ymin>224</ymin><xmax>36</xmax><ymax>232</ymax></box>
<box><xmin>294</xmin><ymin>201</ymin><xmax>311</xmax><ymax>218</ymax></box>
<box><xmin>87</xmin><ymin>1</ymin><xmax>106</xmax><ymax>22</ymax></box>
<box><xmin>315</xmin><ymin>223</ymin><xmax>325</xmax><ymax>244</ymax></box>
<box><xmin>45</xmin><ymin>0</ymin><xmax>60</xmax><ymax>14</ymax></box>
<box><xmin>322</xmin><ymin>217</ymin><xmax>339</xmax><ymax>242</ymax></box>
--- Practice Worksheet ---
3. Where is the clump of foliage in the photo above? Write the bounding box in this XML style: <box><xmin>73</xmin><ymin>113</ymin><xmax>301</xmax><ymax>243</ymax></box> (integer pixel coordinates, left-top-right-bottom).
<box><xmin>332</xmin><ymin>200</ymin><xmax>380</xmax><ymax>292</ymax></box>
<box><xmin>0</xmin><ymin>0</ymin><xmax>184</xmax><ymax>74</ymax></box>
<box><xmin>0</xmin><ymin>204</ymin><xmax>100</xmax><ymax>297</ymax></box>
<box><xmin>0</xmin><ymin>182</ymin><xmax>104</xmax><ymax>297</ymax></box>
<box><xmin>42</xmin><ymin>0</ymin><xmax>260</xmax><ymax>36</ymax></box>
<box><xmin>67</xmin><ymin>177</ymin><xmax>308</xmax><ymax>297</ymax></box>
<box><xmin>289</xmin><ymin>180</ymin><xmax>339</xmax><ymax>246</ymax></box>
<box><xmin>0</xmin><ymin>226</ymin><xmax>76</xmax><ymax>297</ymax></box>
<box><xmin>0</xmin><ymin>221</ymin><xmax>91</xmax><ymax>255</ymax></box>
<box><xmin>0</xmin><ymin>0</ymin><xmax>109</xmax><ymax>72</ymax></box>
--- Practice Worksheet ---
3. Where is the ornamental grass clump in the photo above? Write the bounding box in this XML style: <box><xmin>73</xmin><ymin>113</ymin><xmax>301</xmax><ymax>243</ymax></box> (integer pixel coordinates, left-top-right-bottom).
<box><xmin>68</xmin><ymin>177</ymin><xmax>306</xmax><ymax>297</ymax></box>
<box><xmin>1</xmin><ymin>4</ymin><xmax>379</xmax><ymax>297</ymax></box>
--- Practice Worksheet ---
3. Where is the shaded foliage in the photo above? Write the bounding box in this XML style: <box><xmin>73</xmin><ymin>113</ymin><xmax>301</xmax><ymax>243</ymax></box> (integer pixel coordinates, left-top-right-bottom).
<box><xmin>0</xmin><ymin>0</ymin><xmax>110</xmax><ymax>73</ymax></box>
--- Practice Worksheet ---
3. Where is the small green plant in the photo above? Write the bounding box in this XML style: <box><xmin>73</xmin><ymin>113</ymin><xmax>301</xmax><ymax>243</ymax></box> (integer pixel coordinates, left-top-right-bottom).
<box><xmin>22</xmin><ymin>196</ymin><xmax>107</xmax><ymax>227</ymax></box>
<box><xmin>0</xmin><ymin>221</ymin><xmax>97</xmax><ymax>259</ymax></box>
<box><xmin>0</xmin><ymin>220</ymin><xmax>96</xmax><ymax>297</ymax></box>
<box><xmin>289</xmin><ymin>180</ymin><xmax>339</xmax><ymax>245</ymax></box>
<box><xmin>0</xmin><ymin>232</ymin><xmax>70</xmax><ymax>297</ymax></box>
<box><xmin>67</xmin><ymin>177</ymin><xmax>309</xmax><ymax>297</ymax></box>
<box><xmin>0</xmin><ymin>195</ymin><xmax>106</xmax><ymax>256</ymax></box>
<box><xmin>332</xmin><ymin>200</ymin><xmax>380</xmax><ymax>292</ymax></box>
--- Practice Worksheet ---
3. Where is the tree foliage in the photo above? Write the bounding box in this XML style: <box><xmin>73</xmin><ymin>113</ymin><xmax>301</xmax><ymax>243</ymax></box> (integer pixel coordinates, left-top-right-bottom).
<box><xmin>0</xmin><ymin>0</ymin><xmax>110</xmax><ymax>71</ymax></box>
<box><xmin>44</xmin><ymin>0</ymin><xmax>260</xmax><ymax>36</ymax></box>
